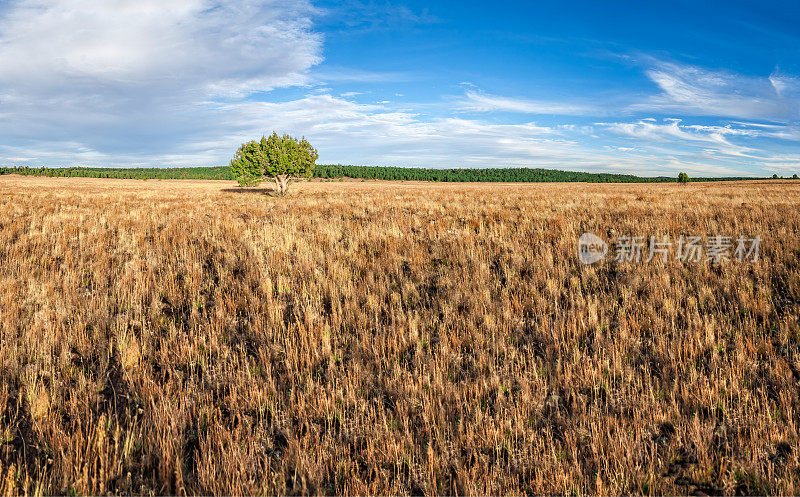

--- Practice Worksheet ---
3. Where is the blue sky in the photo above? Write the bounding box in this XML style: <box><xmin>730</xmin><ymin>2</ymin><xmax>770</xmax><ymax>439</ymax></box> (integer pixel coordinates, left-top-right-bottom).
<box><xmin>0</xmin><ymin>0</ymin><xmax>799</xmax><ymax>176</ymax></box>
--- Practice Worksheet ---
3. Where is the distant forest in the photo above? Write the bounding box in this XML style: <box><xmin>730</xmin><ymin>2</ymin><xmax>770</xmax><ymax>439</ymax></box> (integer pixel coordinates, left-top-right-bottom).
<box><xmin>0</xmin><ymin>164</ymin><xmax>770</xmax><ymax>183</ymax></box>
<box><xmin>0</xmin><ymin>166</ymin><xmax>235</xmax><ymax>180</ymax></box>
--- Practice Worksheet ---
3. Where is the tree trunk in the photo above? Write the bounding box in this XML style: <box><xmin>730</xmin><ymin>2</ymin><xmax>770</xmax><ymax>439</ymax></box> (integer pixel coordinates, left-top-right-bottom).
<box><xmin>274</xmin><ymin>174</ymin><xmax>292</xmax><ymax>195</ymax></box>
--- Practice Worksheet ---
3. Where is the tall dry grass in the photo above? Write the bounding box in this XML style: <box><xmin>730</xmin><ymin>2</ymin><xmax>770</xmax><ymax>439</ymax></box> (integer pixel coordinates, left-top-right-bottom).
<box><xmin>0</xmin><ymin>175</ymin><xmax>798</xmax><ymax>495</ymax></box>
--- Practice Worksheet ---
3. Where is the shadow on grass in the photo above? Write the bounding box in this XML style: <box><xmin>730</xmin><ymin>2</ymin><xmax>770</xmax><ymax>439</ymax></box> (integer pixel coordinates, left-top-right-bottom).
<box><xmin>221</xmin><ymin>187</ymin><xmax>280</xmax><ymax>196</ymax></box>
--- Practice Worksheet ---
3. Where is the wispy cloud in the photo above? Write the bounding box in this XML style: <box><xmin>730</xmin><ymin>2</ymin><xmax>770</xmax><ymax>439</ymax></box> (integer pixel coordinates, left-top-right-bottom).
<box><xmin>598</xmin><ymin>119</ymin><xmax>760</xmax><ymax>157</ymax></box>
<box><xmin>312</xmin><ymin>67</ymin><xmax>417</xmax><ymax>83</ymax></box>
<box><xmin>630</xmin><ymin>60</ymin><xmax>800</xmax><ymax>121</ymax></box>
<box><xmin>2</xmin><ymin>89</ymin><xmax>761</xmax><ymax>175</ymax></box>
<box><xmin>460</xmin><ymin>91</ymin><xmax>598</xmax><ymax>116</ymax></box>
<box><xmin>317</xmin><ymin>1</ymin><xmax>437</xmax><ymax>32</ymax></box>
<box><xmin>205</xmin><ymin>94</ymin><xmax>574</xmax><ymax>167</ymax></box>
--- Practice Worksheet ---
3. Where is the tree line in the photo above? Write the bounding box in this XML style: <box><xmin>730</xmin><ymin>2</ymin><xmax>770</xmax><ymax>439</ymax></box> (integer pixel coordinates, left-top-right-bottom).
<box><xmin>313</xmin><ymin>165</ymin><xmax>763</xmax><ymax>183</ymax></box>
<box><xmin>0</xmin><ymin>164</ymin><xmax>778</xmax><ymax>183</ymax></box>
<box><xmin>0</xmin><ymin>166</ymin><xmax>235</xmax><ymax>180</ymax></box>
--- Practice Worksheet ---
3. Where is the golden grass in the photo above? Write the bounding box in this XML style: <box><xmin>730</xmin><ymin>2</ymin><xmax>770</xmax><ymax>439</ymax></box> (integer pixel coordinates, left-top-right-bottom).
<box><xmin>0</xmin><ymin>175</ymin><xmax>798</xmax><ymax>495</ymax></box>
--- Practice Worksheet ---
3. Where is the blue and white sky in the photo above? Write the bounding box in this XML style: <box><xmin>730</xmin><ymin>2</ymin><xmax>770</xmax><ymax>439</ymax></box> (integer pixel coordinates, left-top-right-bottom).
<box><xmin>1</xmin><ymin>0</ymin><xmax>799</xmax><ymax>176</ymax></box>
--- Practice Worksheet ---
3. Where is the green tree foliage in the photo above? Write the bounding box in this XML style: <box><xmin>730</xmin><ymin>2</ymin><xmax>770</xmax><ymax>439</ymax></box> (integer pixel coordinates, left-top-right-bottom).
<box><xmin>229</xmin><ymin>139</ymin><xmax>266</xmax><ymax>187</ymax></box>
<box><xmin>677</xmin><ymin>172</ymin><xmax>690</xmax><ymax>184</ymax></box>
<box><xmin>229</xmin><ymin>133</ymin><xmax>318</xmax><ymax>195</ymax></box>
<box><xmin>793</xmin><ymin>174</ymin><xmax>798</xmax><ymax>179</ymax></box>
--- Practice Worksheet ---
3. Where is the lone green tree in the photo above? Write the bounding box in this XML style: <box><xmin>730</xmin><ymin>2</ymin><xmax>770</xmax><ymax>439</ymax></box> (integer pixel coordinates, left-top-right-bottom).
<box><xmin>230</xmin><ymin>132</ymin><xmax>318</xmax><ymax>195</ymax></box>
<box><xmin>677</xmin><ymin>171</ymin><xmax>690</xmax><ymax>185</ymax></box>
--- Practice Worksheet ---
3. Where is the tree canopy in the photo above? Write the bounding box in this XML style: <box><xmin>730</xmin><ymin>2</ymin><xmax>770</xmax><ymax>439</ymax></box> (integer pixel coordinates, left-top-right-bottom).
<box><xmin>230</xmin><ymin>132</ymin><xmax>318</xmax><ymax>194</ymax></box>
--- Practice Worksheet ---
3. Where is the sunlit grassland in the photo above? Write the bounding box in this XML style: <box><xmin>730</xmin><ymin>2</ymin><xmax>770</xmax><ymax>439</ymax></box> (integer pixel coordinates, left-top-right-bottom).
<box><xmin>0</xmin><ymin>175</ymin><xmax>798</xmax><ymax>495</ymax></box>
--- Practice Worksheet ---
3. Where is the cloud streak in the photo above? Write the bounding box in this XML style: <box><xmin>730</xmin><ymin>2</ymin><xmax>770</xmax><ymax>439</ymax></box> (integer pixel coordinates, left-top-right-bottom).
<box><xmin>459</xmin><ymin>91</ymin><xmax>598</xmax><ymax>116</ymax></box>
<box><xmin>631</xmin><ymin>60</ymin><xmax>800</xmax><ymax>121</ymax></box>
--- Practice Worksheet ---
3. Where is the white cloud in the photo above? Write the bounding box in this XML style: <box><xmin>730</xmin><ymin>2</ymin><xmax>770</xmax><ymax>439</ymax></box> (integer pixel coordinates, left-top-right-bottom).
<box><xmin>460</xmin><ymin>91</ymin><xmax>598</xmax><ymax>116</ymax></box>
<box><xmin>156</xmin><ymin>94</ymin><xmax>759</xmax><ymax>175</ymax></box>
<box><xmin>0</xmin><ymin>0</ymin><xmax>321</xmax><ymax>155</ymax></box>
<box><xmin>313</xmin><ymin>67</ymin><xmax>415</xmax><ymax>83</ymax></box>
<box><xmin>1</xmin><ymin>90</ymin><xmax>650</xmax><ymax>170</ymax></box>
<box><xmin>206</xmin><ymin>94</ymin><xmax>571</xmax><ymax>165</ymax></box>
<box><xmin>761</xmin><ymin>157</ymin><xmax>800</xmax><ymax>175</ymax></box>
<box><xmin>0</xmin><ymin>0</ymin><xmax>321</xmax><ymax>94</ymax></box>
<box><xmin>632</xmin><ymin>60</ymin><xmax>800</xmax><ymax>121</ymax></box>
<box><xmin>599</xmin><ymin>119</ymin><xmax>763</xmax><ymax>157</ymax></box>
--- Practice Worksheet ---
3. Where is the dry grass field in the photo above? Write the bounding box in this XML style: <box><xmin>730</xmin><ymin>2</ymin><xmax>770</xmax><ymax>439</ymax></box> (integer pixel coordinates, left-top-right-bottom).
<box><xmin>0</xmin><ymin>174</ymin><xmax>799</xmax><ymax>495</ymax></box>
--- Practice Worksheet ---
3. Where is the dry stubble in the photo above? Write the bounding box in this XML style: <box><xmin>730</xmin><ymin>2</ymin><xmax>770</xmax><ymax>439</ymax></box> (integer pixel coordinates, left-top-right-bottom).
<box><xmin>0</xmin><ymin>175</ymin><xmax>798</xmax><ymax>495</ymax></box>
